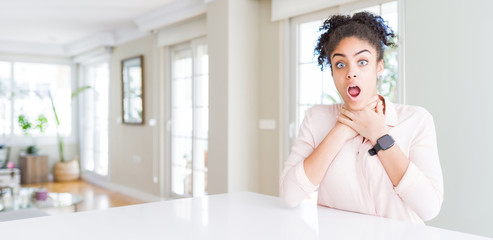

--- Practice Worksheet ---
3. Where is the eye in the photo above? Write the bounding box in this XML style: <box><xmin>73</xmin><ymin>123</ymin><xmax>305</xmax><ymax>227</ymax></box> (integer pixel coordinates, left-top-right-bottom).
<box><xmin>358</xmin><ymin>60</ymin><xmax>368</xmax><ymax>66</ymax></box>
<box><xmin>335</xmin><ymin>62</ymin><xmax>346</xmax><ymax>69</ymax></box>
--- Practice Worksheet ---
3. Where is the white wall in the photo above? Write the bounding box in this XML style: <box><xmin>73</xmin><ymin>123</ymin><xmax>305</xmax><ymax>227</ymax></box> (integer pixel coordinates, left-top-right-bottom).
<box><xmin>258</xmin><ymin>0</ymin><xmax>281</xmax><ymax>196</ymax></box>
<box><xmin>108</xmin><ymin>35</ymin><xmax>162</xmax><ymax>197</ymax></box>
<box><xmin>404</xmin><ymin>0</ymin><xmax>493</xmax><ymax>237</ymax></box>
<box><xmin>227</xmin><ymin>0</ymin><xmax>260</xmax><ymax>193</ymax></box>
<box><xmin>207</xmin><ymin>0</ymin><xmax>260</xmax><ymax>194</ymax></box>
<box><xmin>206</xmin><ymin>0</ymin><xmax>229</xmax><ymax>194</ymax></box>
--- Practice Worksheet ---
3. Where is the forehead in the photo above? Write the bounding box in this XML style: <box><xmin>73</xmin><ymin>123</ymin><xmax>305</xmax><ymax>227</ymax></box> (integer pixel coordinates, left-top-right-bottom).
<box><xmin>332</xmin><ymin>37</ymin><xmax>376</xmax><ymax>57</ymax></box>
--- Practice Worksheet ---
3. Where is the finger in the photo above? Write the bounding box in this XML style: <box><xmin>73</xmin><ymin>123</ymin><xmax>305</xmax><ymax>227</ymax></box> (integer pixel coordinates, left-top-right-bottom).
<box><xmin>367</xmin><ymin>96</ymin><xmax>379</xmax><ymax>107</ymax></box>
<box><xmin>340</xmin><ymin>108</ymin><xmax>355</xmax><ymax>120</ymax></box>
<box><xmin>338</xmin><ymin>115</ymin><xmax>354</xmax><ymax>128</ymax></box>
<box><xmin>338</xmin><ymin>112</ymin><xmax>351</xmax><ymax>121</ymax></box>
<box><xmin>368</xmin><ymin>98</ymin><xmax>378</xmax><ymax>107</ymax></box>
<box><xmin>376</xmin><ymin>101</ymin><xmax>384</xmax><ymax>114</ymax></box>
<box><xmin>368</xmin><ymin>95</ymin><xmax>379</xmax><ymax>103</ymax></box>
<box><xmin>367</xmin><ymin>100</ymin><xmax>378</xmax><ymax>110</ymax></box>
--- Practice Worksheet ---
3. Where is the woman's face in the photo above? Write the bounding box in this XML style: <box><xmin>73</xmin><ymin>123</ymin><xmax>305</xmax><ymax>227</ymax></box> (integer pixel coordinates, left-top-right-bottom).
<box><xmin>330</xmin><ymin>36</ymin><xmax>383</xmax><ymax>110</ymax></box>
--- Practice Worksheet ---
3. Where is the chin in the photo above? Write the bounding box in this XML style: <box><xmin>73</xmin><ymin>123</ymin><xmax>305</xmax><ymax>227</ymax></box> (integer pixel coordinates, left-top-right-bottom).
<box><xmin>342</xmin><ymin>100</ymin><xmax>365</xmax><ymax>111</ymax></box>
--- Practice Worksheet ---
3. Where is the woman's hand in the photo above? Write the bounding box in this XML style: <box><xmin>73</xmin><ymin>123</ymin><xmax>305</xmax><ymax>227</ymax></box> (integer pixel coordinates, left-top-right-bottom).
<box><xmin>333</xmin><ymin>121</ymin><xmax>358</xmax><ymax>142</ymax></box>
<box><xmin>335</xmin><ymin>96</ymin><xmax>379</xmax><ymax>141</ymax></box>
<box><xmin>338</xmin><ymin>98</ymin><xmax>388</xmax><ymax>145</ymax></box>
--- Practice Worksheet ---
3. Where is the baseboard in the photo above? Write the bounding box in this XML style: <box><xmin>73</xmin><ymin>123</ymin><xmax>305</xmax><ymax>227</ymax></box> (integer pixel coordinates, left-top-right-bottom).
<box><xmin>81</xmin><ymin>175</ymin><xmax>164</xmax><ymax>203</ymax></box>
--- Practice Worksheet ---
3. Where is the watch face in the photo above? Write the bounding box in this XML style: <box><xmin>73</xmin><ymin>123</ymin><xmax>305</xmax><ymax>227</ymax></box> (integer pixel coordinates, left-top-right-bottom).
<box><xmin>378</xmin><ymin>135</ymin><xmax>394</xmax><ymax>150</ymax></box>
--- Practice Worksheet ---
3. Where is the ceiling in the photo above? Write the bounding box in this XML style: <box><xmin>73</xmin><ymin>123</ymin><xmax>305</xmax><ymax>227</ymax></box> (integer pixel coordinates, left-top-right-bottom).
<box><xmin>0</xmin><ymin>0</ymin><xmax>177</xmax><ymax>49</ymax></box>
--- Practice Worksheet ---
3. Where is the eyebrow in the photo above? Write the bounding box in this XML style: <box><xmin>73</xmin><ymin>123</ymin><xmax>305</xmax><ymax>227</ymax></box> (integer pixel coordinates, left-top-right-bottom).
<box><xmin>331</xmin><ymin>49</ymin><xmax>372</xmax><ymax>59</ymax></box>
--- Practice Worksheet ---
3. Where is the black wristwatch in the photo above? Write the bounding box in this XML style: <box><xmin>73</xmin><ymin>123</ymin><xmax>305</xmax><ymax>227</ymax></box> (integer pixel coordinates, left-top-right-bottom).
<box><xmin>369</xmin><ymin>134</ymin><xmax>395</xmax><ymax>156</ymax></box>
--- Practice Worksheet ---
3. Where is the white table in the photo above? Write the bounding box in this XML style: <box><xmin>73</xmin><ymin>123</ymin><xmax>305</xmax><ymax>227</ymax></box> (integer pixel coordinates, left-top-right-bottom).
<box><xmin>0</xmin><ymin>192</ymin><xmax>490</xmax><ymax>239</ymax></box>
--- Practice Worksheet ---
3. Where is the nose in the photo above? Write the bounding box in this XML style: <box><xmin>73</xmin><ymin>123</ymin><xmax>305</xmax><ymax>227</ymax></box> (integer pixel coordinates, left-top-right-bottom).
<box><xmin>346</xmin><ymin>68</ymin><xmax>357</xmax><ymax>79</ymax></box>
<box><xmin>346</xmin><ymin>74</ymin><xmax>357</xmax><ymax>79</ymax></box>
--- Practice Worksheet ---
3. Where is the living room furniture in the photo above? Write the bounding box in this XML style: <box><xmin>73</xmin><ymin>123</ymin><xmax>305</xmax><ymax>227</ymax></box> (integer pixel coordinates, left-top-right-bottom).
<box><xmin>15</xmin><ymin>187</ymin><xmax>83</xmax><ymax>211</ymax></box>
<box><xmin>0</xmin><ymin>187</ymin><xmax>83</xmax><ymax>221</ymax></box>
<box><xmin>18</xmin><ymin>154</ymin><xmax>49</xmax><ymax>184</ymax></box>
<box><xmin>0</xmin><ymin>192</ymin><xmax>489</xmax><ymax>239</ymax></box>
<box><xmin>31</xmin><ymin>192</ymin><xmax>83</xmax><ymax>212</ymax></box>
<box><xmin>0</xmin><ymin>145</ymin><xmax>10</xmax><ymax>168</ymax></box>
<box><xmin>0</xmin><ymin>168</ymin><xmax>20</xmax><ymax>187</ymax></box>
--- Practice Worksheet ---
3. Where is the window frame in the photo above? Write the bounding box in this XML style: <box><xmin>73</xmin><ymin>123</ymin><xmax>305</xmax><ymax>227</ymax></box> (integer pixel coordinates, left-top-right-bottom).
<box><xmin>166</xmin><ymin>36</ymin><xmax>208</xmax><ymax>199</ymax></box>
<box><xmin>78</xmin><ymin>58</ymin><xmax>110</xmax><ymax>181</ymax></box>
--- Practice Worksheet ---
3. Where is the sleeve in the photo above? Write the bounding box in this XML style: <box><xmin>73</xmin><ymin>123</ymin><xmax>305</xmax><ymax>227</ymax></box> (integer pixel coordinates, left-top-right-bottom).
<box><xmin>279</xmin><ymin>108</ymin><xmax>318</xmax><ymax>207</ymax></box>
<box><xmin>394</xmin><ymin>113</ymin><xmax>444</xmax><ymax>221</ymax></box>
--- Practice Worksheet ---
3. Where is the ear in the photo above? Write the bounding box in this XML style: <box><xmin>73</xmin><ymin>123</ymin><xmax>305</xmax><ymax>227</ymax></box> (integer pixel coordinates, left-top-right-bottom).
<box><xmin>377</xmin><ymin>59</ymin><xmax>384</xmax><ymax>76</ymax></box>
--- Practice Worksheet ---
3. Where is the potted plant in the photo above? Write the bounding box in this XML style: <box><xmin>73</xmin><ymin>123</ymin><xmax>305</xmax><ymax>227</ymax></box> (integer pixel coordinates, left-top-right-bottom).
<box><xmin>17</xmin><ymin>114</ymin><xmax>48</xmax><ymax>155</ymax></box>
<box><xmin>49</xmin><ymin>86</ymin><xmax>91</xmax><ymax>182</ymax></box>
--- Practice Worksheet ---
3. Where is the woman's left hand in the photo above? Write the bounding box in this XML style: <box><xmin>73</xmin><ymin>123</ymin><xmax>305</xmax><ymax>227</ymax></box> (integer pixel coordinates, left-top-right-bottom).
<box><xmin>338</xmin><ymin>99</ymin><xmax>388</xmax><ymax>145</ymax></box>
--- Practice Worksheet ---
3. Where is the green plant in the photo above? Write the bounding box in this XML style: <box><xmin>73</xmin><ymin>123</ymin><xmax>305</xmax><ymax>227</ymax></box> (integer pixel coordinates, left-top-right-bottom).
<box><xmin>49</xmin><ymin>86</ymin><xmax>91</xmax><ymax>162</ymax></box>
<box><xmin>17</xmin><ymin>114</ymin><xmax>48</xmax><ymax>154</ymax></box>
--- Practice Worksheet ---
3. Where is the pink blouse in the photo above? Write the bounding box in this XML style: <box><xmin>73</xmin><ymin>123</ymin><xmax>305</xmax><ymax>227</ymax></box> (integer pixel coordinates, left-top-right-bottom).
<box><xmin>280</xmin><ymin>99</ymin><xmax>443</xmax><ymax>224</ymax></box>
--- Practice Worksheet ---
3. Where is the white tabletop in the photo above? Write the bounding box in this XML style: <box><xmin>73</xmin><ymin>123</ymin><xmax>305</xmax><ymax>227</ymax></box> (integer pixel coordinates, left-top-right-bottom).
<box><xmin>0</xmin><ymin>191</ymin><xmax>490</xmax><ymax>240</ymax></box>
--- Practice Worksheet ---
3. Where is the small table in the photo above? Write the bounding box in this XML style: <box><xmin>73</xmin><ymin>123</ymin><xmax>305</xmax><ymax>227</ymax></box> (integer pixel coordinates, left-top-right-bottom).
<box><xmin>2</xmin><ymin>187</ymin><xmax>83</xmax><ymax>212</ymax></box>
<box><xmin>0</xmin><ymin>187</ymin><xmax>83</xmax><ymax>222</ymax></box>
<box><xmin>17</xmin><ymin>188</ymin><xmax>83</xmax><ymax>212</ymax></box>
<box><xmin>32</xmin><ymin>192</ymin><xmax>83</xmax><ymax>212</ymax></box>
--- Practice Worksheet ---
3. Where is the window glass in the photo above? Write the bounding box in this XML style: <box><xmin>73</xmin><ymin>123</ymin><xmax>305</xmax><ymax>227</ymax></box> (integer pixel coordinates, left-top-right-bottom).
<box><xmin>0</xmin><ymin>61</ymin><xmax>11</xmax><ymax>135</ymax></box>
<box><xmin>80</xmin><ymin>62</ymin><xmax>109</xmax><ymax>177</ymax></box>
<box><xmin>170</xmin><ymin>41</ymin><xmax>209</xmax><ymax>197</ymax></box>
<box><xmin>0</xmin><ymin>61</ymin><xmax>71</xmax><ymax>137</ymax></box>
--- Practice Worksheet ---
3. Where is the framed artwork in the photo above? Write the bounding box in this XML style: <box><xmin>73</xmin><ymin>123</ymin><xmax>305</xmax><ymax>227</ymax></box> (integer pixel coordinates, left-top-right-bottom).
<box><xmin>121</xmin><ymin>55</ymin><xmax>144</xmax><ymax>125</ymax></box>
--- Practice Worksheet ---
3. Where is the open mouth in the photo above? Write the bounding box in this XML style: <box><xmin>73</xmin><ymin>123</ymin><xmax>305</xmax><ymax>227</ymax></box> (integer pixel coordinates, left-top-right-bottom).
<box><xmin>347</xmin><ymin>85</ymin><xmax>361</xmax><ymax>99</ymax></box>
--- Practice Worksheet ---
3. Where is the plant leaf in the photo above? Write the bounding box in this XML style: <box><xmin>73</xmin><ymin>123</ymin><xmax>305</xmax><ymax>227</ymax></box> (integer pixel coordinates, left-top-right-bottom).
<box><xmin>71</xmin><ymin>86</ymin><xmax>91</xmax><ymax>99</ymax></box>
<box><xmin>49</xmin><ymin>91</ymin><xmax>60</xmax><ymax>127</ymax></box>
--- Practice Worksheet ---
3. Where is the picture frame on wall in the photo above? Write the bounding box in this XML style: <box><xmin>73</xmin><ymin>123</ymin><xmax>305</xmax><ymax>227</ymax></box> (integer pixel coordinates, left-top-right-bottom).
<box><xmin>121</xmin><ymin>55</ymin><xmax>144</xmax><ymax>125</ymax></box>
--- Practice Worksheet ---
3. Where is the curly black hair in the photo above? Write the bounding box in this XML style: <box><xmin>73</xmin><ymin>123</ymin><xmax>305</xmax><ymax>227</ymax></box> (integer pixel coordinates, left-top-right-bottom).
<box><xmin>314</xmin><ymin>11</ymin><xmax>396</xmax><ymax>71</ymax></box>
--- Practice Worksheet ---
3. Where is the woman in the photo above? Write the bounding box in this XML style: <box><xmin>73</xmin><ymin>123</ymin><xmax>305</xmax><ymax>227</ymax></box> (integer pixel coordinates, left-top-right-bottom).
<box><xmin>280</xmin><ymin>12</ymin><xmax>443</xmax><ymax>224</ymax></box>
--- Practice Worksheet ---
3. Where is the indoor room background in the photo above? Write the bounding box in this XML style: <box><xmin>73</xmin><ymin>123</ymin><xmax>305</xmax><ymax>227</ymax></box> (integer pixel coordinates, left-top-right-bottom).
<box><xmin>0</xmin><ymin>0</ymin><xmax>492</xmax><ymax>238</ymax></box>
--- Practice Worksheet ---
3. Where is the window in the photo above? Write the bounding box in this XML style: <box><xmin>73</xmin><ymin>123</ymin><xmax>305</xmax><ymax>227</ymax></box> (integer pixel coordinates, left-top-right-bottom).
<box><xmin>169</xmin><ymin>38</ymin><xmax>209</xmax><ymax>197</ymax></box>
<box><xmin>289</xmin><ymin>1</ymin><xmax>399</xmax><ymax>143</ymax></box>
<box><xmin>80</xmin><ymin>61</ymin><xmax>109</xmax><ymax>177</ymax></box>
<box><xmin>0</xmin><ymin>62</ymin><xmax>12</xmax><ymax>136</ymax></box>
<box><xmin>0</xmin><ymin>61</ymin><xmax>72</xmax><ymax>139</ymax></box>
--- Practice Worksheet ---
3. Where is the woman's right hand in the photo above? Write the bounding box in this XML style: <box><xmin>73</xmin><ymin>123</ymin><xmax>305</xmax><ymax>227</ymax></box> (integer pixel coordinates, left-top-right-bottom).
<box><xmin>336</xmin><ymin>96</ymin><xmax>380</xmax><ymax>141</ymax></box>
<box><xmin>334</xmin><ymin>121</ymin><xmax>358</xmax><ymax>141</ymax></box>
